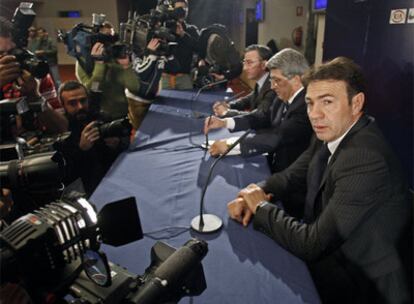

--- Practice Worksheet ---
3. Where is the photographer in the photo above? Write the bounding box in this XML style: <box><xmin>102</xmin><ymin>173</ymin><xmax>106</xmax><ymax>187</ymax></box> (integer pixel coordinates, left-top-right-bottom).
<box><xmin>161</xmin><ymin>0</ymin><xmax>200</xmax><ymax>90</ymax></box>
<box><xmin>29</xmin><ymin>27</ymin><xmax>61</xmax><ymax>89</ymax></box>
<box><xmin>0</xmin><ymin>17</ymin><xmax>67</xmax><ymax>143</ymax></box>
<box><xmin>54</xmin><ymin>81</ymin><xmax>128</xmax><ymax>196</ymax></box>
<box><xmin>75</xmin><ymin>21</ymin><xmax>142</xmax><ymax>120</ymax></box>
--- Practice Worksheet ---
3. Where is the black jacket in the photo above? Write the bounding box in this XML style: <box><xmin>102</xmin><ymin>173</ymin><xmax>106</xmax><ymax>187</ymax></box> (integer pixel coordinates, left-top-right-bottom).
<box><xmin>255</xmin><ymin>115</ymin><xmax>412</xmax><ymax>304</ymax></box>
<box><xmin>232</xmin><ymin>89</ymin><xmax>312</xmax><ymax>173</ymax></box>
<box><xmin>225</xmin><ymin>75</ymin><xmax>275</xmax><ymax>117</ymax></box>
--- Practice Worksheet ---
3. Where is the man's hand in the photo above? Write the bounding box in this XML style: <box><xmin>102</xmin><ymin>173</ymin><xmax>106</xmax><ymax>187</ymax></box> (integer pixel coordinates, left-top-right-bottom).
<box><xmin>104</xmin><ymin>137</ymin><xmax>120</xmax><ymax>149</ymax></box>
<box><xmin>203</xmin><ymin>115</ymin><xmax>227</xmax><ymax>134</ymax></box>
<box><xmin>213</xmin><ymin>101</ymin><xmax>229</xmax><ymax>116</ymax></box>
<box><xmin>0</xmin><ymin>55</ymin><xmax>21</xmax><ymax>87</ymax></box>
<box><xmin>238</xmin><ymin>184</ymin><xmax>271</xmax><ymax>214</ymax></box>
<box><xmin>146</xmin><ymin>38</ymin><xmax>161</xmax><ymax>52</ymax></box>
<box><xmin>227</xmin><ymin>197</ymin><xmax>253</xmax><ymax>227</ymax></box>
<box><xmin>17</xmin><ymin>70</ymin><xmax>40</xmax><ymax>98</ymax></box>
<box><xmin>79</xmin><ymin>121</ymin><xmax>100</xmax><ymax>151</ymax></box>
<box><xmin>91</xmin><ymin>42</ymin><xmax>105</xmax><ymax>63</ymax></box>
<box><xmin>209</xmin><ymin>140</ymin><xmax>228</xmax><ymax>157</ymax></box>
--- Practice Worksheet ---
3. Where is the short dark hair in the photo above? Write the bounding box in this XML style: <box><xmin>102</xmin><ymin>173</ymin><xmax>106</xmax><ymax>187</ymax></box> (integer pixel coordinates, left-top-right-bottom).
<box><xmin>244</xmin><ymin>44</ymin><xmax>273</xmax><ymax>61</ymax></box>
<box><xmin>0</xmin><ymin>16</ymin><xmax>13</xmax><ymax>38</ymax></box>
<box><xmin>58</xmin><ymin>80</ymin><xmax>88</xmax><ymax>103</ymax></box>
<box><xmin>302</xmin><ymin>57</ymin><xmax>366</xmax><ymax>102</ymax></box>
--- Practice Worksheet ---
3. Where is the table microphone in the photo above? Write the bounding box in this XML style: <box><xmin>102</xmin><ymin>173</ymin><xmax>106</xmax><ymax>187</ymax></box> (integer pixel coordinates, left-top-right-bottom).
<box><xmin>191</xmin><ymin>129</ymin><xmax>252</xmax><ymax>233</ymax></box>
<box><xmin>191</xmin><ymin>78</ymin><xmax>228</xmax><ymax>118</ymax></box>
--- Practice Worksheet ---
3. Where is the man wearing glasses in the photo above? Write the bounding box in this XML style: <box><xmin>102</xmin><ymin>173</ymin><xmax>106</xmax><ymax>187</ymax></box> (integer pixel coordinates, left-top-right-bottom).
<box><xmin>204</xmin><ymin>48</ymin><xmax>312</xmax><ymax>217</ymax></box>
<box><xmin>212</xmin><ymin>44</ymin><xmax>275</xmax><ymax>117</ymax></box>
<box><xmin>55</xmin><ymin>81</ymin><xmax>128</xmax><ymax>196</ymax></box>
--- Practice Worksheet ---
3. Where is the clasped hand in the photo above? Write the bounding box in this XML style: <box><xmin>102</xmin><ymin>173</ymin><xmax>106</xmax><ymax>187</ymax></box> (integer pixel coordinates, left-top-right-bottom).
<box><xmin>227</xmin><ymin>184</ymin><xmax>271</xmax><ymax>226</ymax></box>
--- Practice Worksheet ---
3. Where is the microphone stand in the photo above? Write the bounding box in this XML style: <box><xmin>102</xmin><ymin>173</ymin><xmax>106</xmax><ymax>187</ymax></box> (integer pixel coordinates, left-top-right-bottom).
<box><xmin>191</xmin><ymin>129</ymin><xmax>252</xmax><ymax>233</ymax></box>
<box><xmin>190</xmin><ymin>78</ymin><xmax>228</xmax><ymax>119</ymax></box>
<box><xmin>188</xmin><ymin>79</ymin><xmax>228</xmax><ymax>149</ymax></box>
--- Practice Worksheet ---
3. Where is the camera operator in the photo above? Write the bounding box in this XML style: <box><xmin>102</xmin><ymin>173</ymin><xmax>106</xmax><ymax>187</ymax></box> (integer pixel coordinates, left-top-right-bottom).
<box><xmin>161</xmin><ymin>0</ymin><xmax>200</xmax><ymax>90</ymax></box>
<box><xmin>75</xmin><ymin>20</ymin><xmax>142</xmax><ymax>120</ymax></box>
<box><xmin>54</xmin><ymin>80</ymin><xmax>128</xmax><ymax>196</ymax></box>
<box><xmin>0</xmin><ymin>17</ymin><xmax>68</xmax><ymax>143</ymax></box>
<box><xmin>29</xmin><ymin>27</ymin><xmax>61</xmax><ymax>89</ymax></box>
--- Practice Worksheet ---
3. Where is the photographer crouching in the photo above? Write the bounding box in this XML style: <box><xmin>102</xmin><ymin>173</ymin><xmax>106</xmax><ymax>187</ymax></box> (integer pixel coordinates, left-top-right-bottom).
<box><xmin>54</xmin><ymin>81</ymin><xmax>130</xmax><ymax>196</ymax></box>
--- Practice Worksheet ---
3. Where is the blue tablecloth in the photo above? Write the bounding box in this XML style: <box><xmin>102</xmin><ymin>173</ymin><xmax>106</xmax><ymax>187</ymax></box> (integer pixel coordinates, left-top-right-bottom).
<box><xmin>90</xmin><ymin>90</ymin><xmax>320</xmax><ymax>303</ymax></box>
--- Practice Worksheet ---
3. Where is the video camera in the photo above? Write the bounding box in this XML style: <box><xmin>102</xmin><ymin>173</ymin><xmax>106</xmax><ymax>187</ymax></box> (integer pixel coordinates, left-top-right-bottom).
<box><xmin>0</xmin><ymin>151</ymin><xmax>65</xmax><ymax>191</ymax></box>
<box><xmin>10</xmin><ymin>2</ymin><xmax>49</xmax><ymax>79</ymax></box>
<box><xmin>58</xmin><ymin>13</ymin><xmax>126</xmax><ymax>74</ymax></box>
<box><xmin>118</xmin><ymin>0</ymin><xmax>180</xmax><ymax>56</ymax></box>
<box><xmin>193</xmin><ymin>24</ymin><xmax>243</xmax><ymax>88</ymax></box>
<box><xmin>0</xmin><ymin>194</ymin><xmax>208</xmax><ymax>303</ymax></box>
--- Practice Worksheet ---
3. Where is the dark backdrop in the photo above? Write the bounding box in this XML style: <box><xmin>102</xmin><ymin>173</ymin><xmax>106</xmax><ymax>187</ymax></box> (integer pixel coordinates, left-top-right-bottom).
<box><xmin>323</xmin><ymin>0</ymin><xmax>414</xmax><ymax>187</ymax></box>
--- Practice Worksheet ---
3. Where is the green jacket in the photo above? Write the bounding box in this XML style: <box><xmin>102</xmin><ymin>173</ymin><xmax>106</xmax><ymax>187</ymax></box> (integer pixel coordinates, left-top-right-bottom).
<box><xmin>76</xmin><ymin>61</ymin><xmax>141</xmax><ymax>119</ymax></box>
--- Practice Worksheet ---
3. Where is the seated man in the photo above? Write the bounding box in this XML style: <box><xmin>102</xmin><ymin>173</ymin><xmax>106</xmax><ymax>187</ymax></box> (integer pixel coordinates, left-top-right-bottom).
<box><xmin>227</xmin><ymin>57</ymin><xmax>412</xmax><ymax>303</ymax></box>
<box><xmin>212</xmin><ymin>44</ymin><xmax>275</xmax><ymax>117</ymax></box>
<box><xmin>205</xmin><ymin>48</ymin><xmax>312</xmax><ymax>217</ymax></box>
<box><xmin>54</xmin><ymin>81</ymin><xmax>128</xmax><ymax>196</ymax></box>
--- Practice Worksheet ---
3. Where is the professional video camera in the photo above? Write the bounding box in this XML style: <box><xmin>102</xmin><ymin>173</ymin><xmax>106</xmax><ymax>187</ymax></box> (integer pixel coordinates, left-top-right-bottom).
<box><xmin>118</xmin><ymin>0</ymin><xmax>180</xmax><ymax>56</ymax></box>
<box><xmin>0</xmin><ymin>195</ymin><xmax>208</xmax><ymax>303</ymax></box>
<box><xmin>58</xmin><ymin>13</ymin><xmax>125</xmax><ymax>74</ymax></box>
<box><xmin>95</xmin><ymin>116</ymin><xmax>132</xmax><ymax>139</ymax></box>
<box><xmin>10</xmin><ymin>2</ymin><xmax>49</xmax><ymax>79</ymax></box>
<box><xmin>194</xmin><ymin>24</ymin><xmax>242</xmax><ymax>88</ymax></box>
<box><xmin>0</xmin><ymin>151</ymin><xmax>65</xmax><ymax>190</ymax></box>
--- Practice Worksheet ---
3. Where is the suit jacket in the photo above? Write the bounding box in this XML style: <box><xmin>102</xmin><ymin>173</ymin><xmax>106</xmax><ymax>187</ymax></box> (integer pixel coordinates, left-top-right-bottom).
<box><xmin>254</xmin><ymin>115</ymin><xmax>412</xmax><ymax>304</ymax></box>
<box><xmin>224</xmin><ymin>74</ymin><xmax>275</xmax><ymax>117</ymax></box>
<box><xmin>232</xmin><ymin>89</ymin><xmax>312</xmax><ymax>173</ymax></box>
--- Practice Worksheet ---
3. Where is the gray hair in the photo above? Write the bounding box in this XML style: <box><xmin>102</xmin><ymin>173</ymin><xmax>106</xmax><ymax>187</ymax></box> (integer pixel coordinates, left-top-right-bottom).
<box><xmin>266</xmin><ymin>48</ymin><xmax>309</xmax><ymax>78</ymax></box>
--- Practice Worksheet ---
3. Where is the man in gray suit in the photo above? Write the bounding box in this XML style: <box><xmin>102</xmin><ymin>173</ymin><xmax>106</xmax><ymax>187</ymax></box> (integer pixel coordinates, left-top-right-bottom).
<box><xmin>227</xmin><ymin>57</ymin><xmax>412</xmax><ymax>303</ymax></box>
<box><xmin>212</xmin><ymin>44</ymin><xmax>275</xmax><ymax>117</ymax></box>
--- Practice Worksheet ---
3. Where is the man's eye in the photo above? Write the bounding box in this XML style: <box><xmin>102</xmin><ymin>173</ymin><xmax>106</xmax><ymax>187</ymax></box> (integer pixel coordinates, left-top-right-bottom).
<box><xmin>323</xmin><ymin>99</ymin><xmax>332</xmax><ymax>105</ymax></box>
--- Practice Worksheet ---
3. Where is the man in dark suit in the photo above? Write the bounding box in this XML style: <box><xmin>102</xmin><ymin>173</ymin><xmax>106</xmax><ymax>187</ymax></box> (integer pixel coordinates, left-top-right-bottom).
<box><xmin>212</xmin><ymin>44</ymin><xmax>275</xmax><ymax>117</ymax></box>
<box><xmin>227</xmin><ymin>57</ymin><xmax>412</xmax><ymax>303</ymax></box>
<box><xmin>205</xmin><ymin>48</ymin><xmax>312</xmax><ymax>174</ymax></box>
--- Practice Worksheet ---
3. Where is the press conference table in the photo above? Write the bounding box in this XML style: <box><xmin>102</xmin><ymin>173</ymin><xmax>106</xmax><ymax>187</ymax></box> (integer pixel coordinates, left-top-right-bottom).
<box><xmin>90</xmin><ymin>89</ymin><xmax>320</xmax><ymax>303</ymax></box>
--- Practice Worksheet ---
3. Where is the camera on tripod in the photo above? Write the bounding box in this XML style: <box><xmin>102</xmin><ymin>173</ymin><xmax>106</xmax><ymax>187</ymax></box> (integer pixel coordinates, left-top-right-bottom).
<box><xmin>0</xmin><ymin>194</ymin><xmax>208</xmax><ymax>303</ymax></box>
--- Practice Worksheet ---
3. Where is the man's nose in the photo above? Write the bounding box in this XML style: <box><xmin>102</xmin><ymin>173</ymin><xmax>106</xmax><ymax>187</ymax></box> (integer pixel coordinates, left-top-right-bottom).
<box><xmin>308</xmin><ymin>103</ymin><xmax>323</xmax><ymax>120</ymax></box>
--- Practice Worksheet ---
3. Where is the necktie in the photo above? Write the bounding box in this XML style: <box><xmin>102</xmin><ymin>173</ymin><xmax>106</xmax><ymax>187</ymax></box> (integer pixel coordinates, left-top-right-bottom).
<box><xmin>281</xmin><ymin>103</ymin><xmax>289</xmax><ymax>120</ymax></box>
<box><xmin>304</xmin><ymin>143</ymin><xmax>331</xmax><ymax>222</ymax></box>
<box><xmin>253</xmin><ymin>83</ymin><xmax>259</xmax><ymax>98</ymax></box>
<box><xmin>273</xmin><ymin>102</ymin><xmax>288</xmax><ymax>127</ymax></box>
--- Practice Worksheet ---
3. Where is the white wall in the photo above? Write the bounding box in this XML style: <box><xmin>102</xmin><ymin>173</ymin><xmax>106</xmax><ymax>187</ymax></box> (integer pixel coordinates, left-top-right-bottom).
<box><xmin>258</xmin><ymin>0</ymin><xmax>309</xmax><ymax>52</ymax></box>
<box><xmin>231</xmin><ymin>0</ymin><xmax>309</xmax><ymax>55</ymax></box>
<box><xmin>31</xmin><ymin>0</ymin><xmax>119</xmax><ymax>64</ymax></box>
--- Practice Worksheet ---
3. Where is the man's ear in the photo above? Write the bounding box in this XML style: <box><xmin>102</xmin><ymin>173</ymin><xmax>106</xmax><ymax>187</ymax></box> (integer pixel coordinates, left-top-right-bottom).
<box><xmin>351</xmin><ymin>92</ymin><xmax>365</xmax><ymax>115</ymax></box>
<box><xmin>261</xmin><ymin>60</ymin><xmax>267</xmax><ymax>71</ymax></box>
